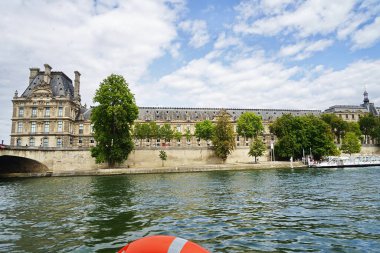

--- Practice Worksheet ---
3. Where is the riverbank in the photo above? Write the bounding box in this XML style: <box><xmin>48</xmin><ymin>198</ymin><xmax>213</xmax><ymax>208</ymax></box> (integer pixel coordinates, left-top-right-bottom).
<box><xmin>0</xmin><ymin>161</ymin><xmax>305</xmax><ymax>178</ymax></box>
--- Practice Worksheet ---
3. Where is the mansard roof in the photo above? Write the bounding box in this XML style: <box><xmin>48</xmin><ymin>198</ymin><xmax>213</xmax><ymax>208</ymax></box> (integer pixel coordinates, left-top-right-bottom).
<box><xmin>325</xmin><ymin>104</ymin><xmax>378</xmax><ymax>115</ymax></box>
<box><xmin>21</xmin><ymin>71</ymin><xmax>74</xmax><ymax>99</ymax></box>
<box><xmin>138</xmin><ymin>106</ymin><xmax>321</xmax><ymax>122</ymax></box>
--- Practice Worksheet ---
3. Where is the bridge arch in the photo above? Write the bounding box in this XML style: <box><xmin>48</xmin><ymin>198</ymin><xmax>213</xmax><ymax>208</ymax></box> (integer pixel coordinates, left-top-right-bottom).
<box><xmin>0</xmin><ymin>155</ymin><xmax>49</xmax><ymax>174</ymax></box>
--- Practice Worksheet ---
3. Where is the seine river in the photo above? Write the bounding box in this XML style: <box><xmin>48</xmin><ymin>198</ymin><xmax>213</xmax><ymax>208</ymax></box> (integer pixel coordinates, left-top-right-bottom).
<box><xmin>1</xmin><ymin>167</ymin><xmax>380</xmax><ymax>252</ymax></box>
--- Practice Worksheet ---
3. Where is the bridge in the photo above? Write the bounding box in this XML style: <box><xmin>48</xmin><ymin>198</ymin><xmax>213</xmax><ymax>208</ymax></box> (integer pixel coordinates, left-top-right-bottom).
<box><xmin>0</xmin><ymin>146</ymin><xmax>99</xmax><ymax>175</ymax></box>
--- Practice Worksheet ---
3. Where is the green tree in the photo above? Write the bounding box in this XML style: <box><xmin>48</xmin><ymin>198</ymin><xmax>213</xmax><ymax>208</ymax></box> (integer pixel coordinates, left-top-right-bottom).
<box><xmin>149</xmin><ymin>122</ymin><xmax>160</xmax><ymax>143</ymax></box>
<box><xmin>248</xmin><ymin>137</ymin><xmax>266</xmax><ymax>163</ymax></box>
<box><xmin>185</xmin><ymin>129</ymin><xmax>192</xmax><ymax>144</ymax></box>
<box><xmin>236</xmin><ymin>112</ymin><xmax>264</xmax><ymax>142</ymax></box>
<box><xmin>212</xmin><ymin>110</ymin><xmax>236</xmax><ymax>162</ymax></box>
<box><xmin>195</xmin><ymin>120</ymin><xmax>214</xmax><ymax>144</ymax></box>
<box><xmin>359</xmin><ymin>114</ymin><xmax>377</xmax><ymax>144</ymax></box>
<box><xmin>91</xmin><ymin>74</ymin><xmax>138</xmax><ymax>167</ymax></box>
<box><xmin>159</xmin><ymin>150</ymin><xmax>167</xmax><ymax>167</ymax></box>
<box><xmin>321</xmin><ymin>113</ymin><xmax>348</xmax><ymax>143</ymax></box>
<box><xmin>346</xmin><ymin>122</ymin><xmax>362</xmax><ymax>138</ymax></box>
<box><xmin>270</xmin><ymin>114</ymin><xmax>338</xmax><ymax>160</ymax></box>
<box><xmin>159</xmin><ymin>123</ymin><xmax>174</xmax><ymax>144</ymax></box>
<box><xmin>341</xmin><ymin>132</ymin><xmax>361</xmax><ymax>155</ymax></box>
<box><xmin>173</xmin><ymin>131</ymin><xmax>182</xmax><ymax>145</ymax></box>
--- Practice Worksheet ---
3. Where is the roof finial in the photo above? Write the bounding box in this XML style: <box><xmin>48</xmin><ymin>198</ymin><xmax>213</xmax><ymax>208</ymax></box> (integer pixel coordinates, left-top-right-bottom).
<box><xmin>363</xmin><ymin>86</ymin><xmax>369</xmax><ymax>104</ymax></box>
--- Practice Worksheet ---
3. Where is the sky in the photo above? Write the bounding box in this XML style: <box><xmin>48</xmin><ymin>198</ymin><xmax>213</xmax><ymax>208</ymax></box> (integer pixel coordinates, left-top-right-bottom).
<box><xmin>0</xmin><ymin>0</ymin><xmax>380</xmax><ymax>143</ymax></box>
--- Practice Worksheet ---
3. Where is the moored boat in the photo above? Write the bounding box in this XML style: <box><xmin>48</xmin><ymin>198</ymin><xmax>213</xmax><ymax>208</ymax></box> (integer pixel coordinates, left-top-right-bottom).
<box><xmin>310</xmin><ymin>155</ymin><xmax>380</xmax><ymax>168</ymax></box>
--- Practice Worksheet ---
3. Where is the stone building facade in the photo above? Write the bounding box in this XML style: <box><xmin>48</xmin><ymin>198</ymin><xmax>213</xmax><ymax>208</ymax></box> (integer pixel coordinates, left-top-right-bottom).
<box><xmin>10</xmin><ymin>64</ymin><xmax>94</xmax><ymax>148</ymax></box>
<box><xmin>10</xmin><ymin>65</ymin><xmax>379</xmax><ymax>148</ymax></box>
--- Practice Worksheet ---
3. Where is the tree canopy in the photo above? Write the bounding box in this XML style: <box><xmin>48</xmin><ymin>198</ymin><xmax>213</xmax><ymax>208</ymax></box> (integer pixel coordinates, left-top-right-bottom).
<box><xmin>359</xmin><ymin>114</ymin><xmax>379</xmax><ymax>144</ymax></box>
<box><xmin>270</xmin><ymin>114</ymin><xmax>338</xmax><ymax>160</ymax></box>
<box><xmin>159</xmin><ymin>123</ymin><xmax>174</xmax><ymax>143</ymax></box>
<box><xmin>195</xmin><ymin>120</ymin><xmax>214</xmax><ymax>142</ymax></box>
<box><xmin>341</xmin><ymin>132</ymin><xmax>361</xmax><ymax>155</ymax></box>
<box><xmin>236</xmin><ymin>112</ymin><xmax>263</xmax><ymax>140</ymax></box>
<box><xmin>248</xmin><ymin>137</ymin><xmax>266</xmax><ymax>163</ymax></box>
<box><xmin>321</xmin><ymin>113</ymin><xmax>348</xmax><ymax>143</ymax></box>
<box><xmin>212</xmin><ymin>110</ymin><xmax>236</xmax><ymax>162</ymax></box>
<box><xmin>91</xmin><ymin>74</ymin><xmax>138</xmax><ymax>167</ymax></box>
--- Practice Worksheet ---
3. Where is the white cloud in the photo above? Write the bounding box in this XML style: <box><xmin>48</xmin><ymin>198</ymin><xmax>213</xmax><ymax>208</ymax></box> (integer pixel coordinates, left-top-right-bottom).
<box><xmin>143</xmin><ymin>45</ymin><xmax>380</xmax><ymax>112</ymax></box>
<box><xmin>214</xmin><ymin>33</ymin><xmax>242</xmax><ymax>49</ymax></box>
<box><xmin>234</xmin><ymin>0</ymin><xmax>355</xmax><ymax>38</ymax></box>
<box><xmin>179</xmin><ymin>19</ymin><xmax>210</xmax><ymax>48</ymax></box>
<box><xmin>351</xmin><ymin>17</ymin><xmax>380</xmax><ymax>49</ymax></box>
<box><xmin>279</xmin><ymin>39</ymin><xmax>334</xmax><ymax>60</ymax></box>
<box><xmin>0</xmin><ymin>0</ymin><xmax>184</xmax><ymax>142</ymax></box>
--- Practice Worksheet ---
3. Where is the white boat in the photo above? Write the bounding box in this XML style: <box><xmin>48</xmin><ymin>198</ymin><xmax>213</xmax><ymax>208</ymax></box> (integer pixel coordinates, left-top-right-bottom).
<box><xmin>310</xmin><ymin>155</ymin><xmax>380</xmax><ymax>168</ymax></box>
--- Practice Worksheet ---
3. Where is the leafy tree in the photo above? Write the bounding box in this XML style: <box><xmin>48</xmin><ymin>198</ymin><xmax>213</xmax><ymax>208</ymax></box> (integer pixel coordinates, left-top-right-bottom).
<box><xmin>321</xmin><ymin>113</ymin><xmax>348</xmax><ymax>143</ymax></box>
<box><xmin>212</xmin><ymin>110</ymin><xmax>236</xmax><ymax>162</ymax></box>
<box><xmin>359</xmin><ymin>114</ymin><xmax>377</xmax><ymax>144</ymax></box>
<box><xmin>372</xmin><ymin>117</ymin><xmax>380</xmax><ymax>144</ymax></box>
<box><xmin>159</xmin><ymin>123</ymin><xmax>174</xmax><ymax>144</ymax></box>
<box><xmin>149</xmin><ymin>122</ymin><xmax>160</xmax><ymax>142</ymax></box>
<box><xmin>159</xmin><ymin>150</ymin><xmax>167</xmax><ymax>167</ymax></box>
<box><xmin>133</xmin><ymin>123</ymin><xmax>150</xmax><ymax>146</ymax></box>
<box><xmin>341</xmin><ymin>132</ymin><xmax>361</xmax><ymax>155</ymax></box>
<box><xmin>248</xmin><ymin>137</ymin><xmax>266</xmax><ymax>163</ymax></box>
<box><xmin>185</xmin><ymin>129</ymin><xmax>192</xmax><ymax>144</ymax></box>
<box><xmin>270</xmin><ymin>114</ymin><xmax>338</xmax><ymax>160</ymax></box>
<box><xmin>276</xmin><ymin>134</ymin><xmax>298</xmax><ymax>159</ymax></box>
<box><xmin>91</xmin><ymin>74</ymin><xmax>138</xmax><ymax>167</ymax></box>
<box><xmin>236</xmin><ymin>112</ymin><xmax>264</xmax><ymax>141</ymax></box>
<box><xmin>346</xmin><ymin>122</ymin><xmax>362</xmax><ymax>138</ymax></box>
<box><xmin>174</xmin><ymin>131</ymin><xmax>182</xmax><ymax>144</ymax></box>
<box><xmin>195</xmin><ymin>120</ymin><xmax>214</xmax><ymax>143</ymax></box>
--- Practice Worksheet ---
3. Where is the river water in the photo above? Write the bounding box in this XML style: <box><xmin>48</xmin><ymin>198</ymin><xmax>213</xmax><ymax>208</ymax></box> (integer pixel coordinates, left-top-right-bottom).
<box><xmin>0</xmin><ymin>167</ymin><xmax>379</xmax><ymax>253</ymax></box>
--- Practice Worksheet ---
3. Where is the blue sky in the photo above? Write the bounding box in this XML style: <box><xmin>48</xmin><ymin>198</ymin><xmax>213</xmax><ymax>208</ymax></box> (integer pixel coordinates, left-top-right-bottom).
<box><xmin>0</xmin><ymin>0</ymin><xmax>380</xmax><ymax>143</ymax></box>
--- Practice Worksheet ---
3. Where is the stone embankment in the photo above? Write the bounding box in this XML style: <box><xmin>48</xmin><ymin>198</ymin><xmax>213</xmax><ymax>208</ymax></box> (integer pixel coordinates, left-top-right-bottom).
<box><xmin>1</xmin><ymin>161</ymin><xmax>305</xmax><ymax>177</ymax></box>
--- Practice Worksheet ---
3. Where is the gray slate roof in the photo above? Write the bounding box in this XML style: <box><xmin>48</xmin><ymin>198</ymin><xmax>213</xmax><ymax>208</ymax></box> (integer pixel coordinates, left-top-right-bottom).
<box><xmin>138</xmin><ymin>107</ymin><xmax>321</xmax><ymax>122</ymax></box>
<box><xmin>22</xmin><ymin>72</ymin><xmax>74</xmax><ymax>99</ymax></box>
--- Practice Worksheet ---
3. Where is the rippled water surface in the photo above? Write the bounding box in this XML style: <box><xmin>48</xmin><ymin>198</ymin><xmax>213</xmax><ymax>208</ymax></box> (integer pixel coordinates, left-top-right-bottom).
<box><xmin>1</xmin><ymin>167</ymin><xmax>380</xmax><ymax>252</ymax></box>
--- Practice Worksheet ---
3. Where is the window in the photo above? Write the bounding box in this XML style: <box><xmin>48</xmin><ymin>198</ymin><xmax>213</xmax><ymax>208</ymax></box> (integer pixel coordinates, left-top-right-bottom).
<box><xmin>29</xmin><ymin>137</ymin><xmax>35</xmax><ymax>147</ymax></box>
<box><xmin>90</xmin><ymin>138</ymin><xmax>95</xmax><ymax>144</ymax></box>
<box><xmin>43</xmin><ymin>137</ymin><xmax>49</xmax><ymax>147</ymax></box>
<box><xmin>79</xmin><ymin>123</ymin><xmax>83</xmax><ymax>134</ymax></box>
<box><xmin>31</xmin><ymin>107</ymin><xmax>37</xmax><ymax>117</ymax></box>
<box><xmin>45</xmin><ymin>107</ymin><xmax>50</xmax><ymax>117</ymax></box>
<box><xmin>177</xmin><ymin>125</ymin><xmax>181</xmax><ymax>132</ymax></box>
<box><xmin>31</xmin><ymin>122</ymin><xmax>36</xmax><ymax>133</ymax></box>
<box><xmin>78</xmin><ymin>137</ymin><xmax>82</xmax><ymax>145</ymax></box>
<box><xmin>57</xmin><ymin>121</ymin><xmax>63</xmax><ymax>132</ymax></box>
<box><xmin>44</xmin><ymin>122</ymin><xmax>50</xmax><ymax>133</ymax></box>
<box><xmin>58</xmin><ymin>107</ymin><xmax>63</xmax><ymax>117</ymax></box>
<box><xmin>16</xmin><ymin>138</ymin><xmax>21</xmax><ymax>146</ymax></box>
<box><xmin>18</xmin><ymin>107</ymin><xmax>24</xmax><ymax>117</ymax></box>
<box><xmin>346</xmin><ymin>114</ymin><xmax>348</xmax><ymax>119</ymax></box>
<box><xmin>17</xmin><ymin>122</ymin><xmax>23</xmax><ymax>133</ymax></box>
<box><xmin>56</xmin><ymin>138</ymin><xmax>62</xmax><ymax>147</ymax></box>
<box><xmin>352</xmin><ymin>114</ymin><xmax>355</xmax><ymax>120</ymax></box>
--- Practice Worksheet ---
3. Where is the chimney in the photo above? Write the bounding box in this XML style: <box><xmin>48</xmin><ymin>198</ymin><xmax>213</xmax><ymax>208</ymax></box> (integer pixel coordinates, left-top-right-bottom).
<box><xmin>74</xmin><ymin>71</ymin><xmax>81</xmax><ymax>100</ymax></box>
<box><xmin>43</xmin><ymin>64</ymin><xmax>52</xmax><ymax>84</ymax></box>
<box><xmin>29</xmin><ymin>68</ymin><xmax>40</xmax><ymax>84</ymax></box>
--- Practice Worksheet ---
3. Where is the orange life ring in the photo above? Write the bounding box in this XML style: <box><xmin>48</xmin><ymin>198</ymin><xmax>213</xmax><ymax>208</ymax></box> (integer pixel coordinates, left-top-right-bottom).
<box><xmin>118</xmin><ymin>235</ymin><xmax>210</xmax><ymax>253</ymax></box>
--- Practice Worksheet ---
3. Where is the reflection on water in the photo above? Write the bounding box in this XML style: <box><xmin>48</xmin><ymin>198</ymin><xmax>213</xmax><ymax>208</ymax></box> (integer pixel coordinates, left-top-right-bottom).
<box><xmin>0</xmin><ymin>167</ymin><xmax>380</xmax><ymax>252</ymax></box>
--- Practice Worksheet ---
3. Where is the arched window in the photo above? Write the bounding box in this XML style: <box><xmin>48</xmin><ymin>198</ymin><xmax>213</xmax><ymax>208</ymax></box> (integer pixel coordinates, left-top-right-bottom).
<box><xmin>16</xmin><ymin>138</ymin><xmax>22</xmax><ymax>146</ymax></box>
